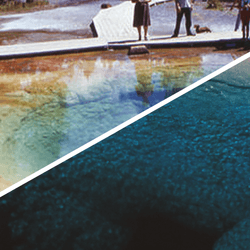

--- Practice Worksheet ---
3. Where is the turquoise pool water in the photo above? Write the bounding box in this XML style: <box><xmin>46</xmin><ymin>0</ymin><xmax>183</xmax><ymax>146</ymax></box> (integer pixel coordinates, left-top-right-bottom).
<box><xmin>0</xmin><ymin>56</ymin><xmax>249</xmax><ymax>250</ymax></box>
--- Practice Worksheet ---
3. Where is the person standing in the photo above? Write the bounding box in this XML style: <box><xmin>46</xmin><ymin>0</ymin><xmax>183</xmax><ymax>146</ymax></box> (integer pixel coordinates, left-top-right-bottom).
<box><xmin>230</xmin><ymin>0</ymin><xmax>241</xmax><ymax>31</ymax></box>
<box><xmin>21</xmin><ymin>0</ymin><xmax>26</xmax><ymax>8</ymax></box>
<box><xmin>133</xmin><ymin>0</ymin><xmax>151</xmax><ymax>41</ymax></box>
<box><xmin>240</xmin><ymin>0</ymin><xmax>250</xmax><ymax>39</ymax></box>
<box><xmin>172</xmin><ymin>0</ymin><xmax>195</xmax><ymax>37</ymax></box>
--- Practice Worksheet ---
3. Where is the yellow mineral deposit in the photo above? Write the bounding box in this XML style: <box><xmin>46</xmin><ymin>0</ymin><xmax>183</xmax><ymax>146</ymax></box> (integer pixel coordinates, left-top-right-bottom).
<box><xmin>0</xmin><ymin>56</ymin><xmax>70</xmax><ymax>186</ymax></box>
<box><xmin>133</xmin><ymin>55</ymin><xmax>203</xmax><ymax>100</ymax></box>
<box><xmin>0</xmin><ymin>175</ymin><xmax>12</xmax><ymax>192</ymax></box>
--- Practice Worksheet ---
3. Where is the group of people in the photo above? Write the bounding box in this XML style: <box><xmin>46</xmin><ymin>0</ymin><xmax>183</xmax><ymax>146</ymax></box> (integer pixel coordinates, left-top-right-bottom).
<box><xmin>132</xmin><ymin>0</ymin><xmax>195</xmax><ymax>41</ymax></box>
<box><xmin>132</xmin><ymin>0</ymin><xmax>250</xmax><ymax>41</ymax></box>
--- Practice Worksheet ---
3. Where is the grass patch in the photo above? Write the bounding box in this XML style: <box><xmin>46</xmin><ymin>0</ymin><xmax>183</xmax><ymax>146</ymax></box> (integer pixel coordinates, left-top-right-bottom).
<box><xmin>0</xmin><ymin>0</ymin><xmax>50</xmax><ymax>15</ymax></box>
<box><xmin>206</xmin><ymin>0</ymin><xmax>224</xmax><ymax>11</ymax></box>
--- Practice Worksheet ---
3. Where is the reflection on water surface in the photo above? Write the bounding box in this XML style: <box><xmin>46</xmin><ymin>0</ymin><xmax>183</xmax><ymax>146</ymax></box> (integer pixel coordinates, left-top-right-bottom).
<box><xmin>0</xmin><ymin>48</ymin><xmax>240</xmax><ymax>188</ymax></box>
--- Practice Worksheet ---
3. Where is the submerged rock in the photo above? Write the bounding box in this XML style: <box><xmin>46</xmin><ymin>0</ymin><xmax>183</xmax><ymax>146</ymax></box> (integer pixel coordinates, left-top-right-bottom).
<box><xmin>128</xmin><ymin>45</ymin><xmax>149</xmax><ymax>55</ymax></box>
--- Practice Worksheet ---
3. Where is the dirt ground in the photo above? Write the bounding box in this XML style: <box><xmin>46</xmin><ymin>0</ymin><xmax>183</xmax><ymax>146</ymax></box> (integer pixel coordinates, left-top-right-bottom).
<box><xmin>0</xmin><ymin>29</ymin><xmax>92</xmax><ymax>45</ymax></box>
<box><xmin>0</xmin><ymin>0</ymin><xmax>240</xmax><ymax>45</ymax></box>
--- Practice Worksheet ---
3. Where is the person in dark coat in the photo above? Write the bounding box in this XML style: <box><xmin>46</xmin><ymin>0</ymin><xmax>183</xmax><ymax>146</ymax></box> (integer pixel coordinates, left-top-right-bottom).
<box><xmin>230</xmin><ymin>0</ymin><xmax>241</xmax><ymax>31</ymax></box>
<box><xmin>172</xmin><ymin>0</ymin><xmax>195</xmax><ymax>37</ymax></box>
<box><xmin>133</xmin><ymin>0</ymin><xmax>151</xmax><ymax>41</ymax></box>
<box><xmin>239</xmin><ymin>0</ymin><xmax>250</xmax><ymax>39</ymax></box>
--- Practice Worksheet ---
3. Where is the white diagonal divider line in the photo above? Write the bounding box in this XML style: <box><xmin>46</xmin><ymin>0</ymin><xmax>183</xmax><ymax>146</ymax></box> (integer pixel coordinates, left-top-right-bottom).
<box><xmin>1</xmin><ymin>51</ymin><xmax>249</xmax><ymax>198</ymax></box>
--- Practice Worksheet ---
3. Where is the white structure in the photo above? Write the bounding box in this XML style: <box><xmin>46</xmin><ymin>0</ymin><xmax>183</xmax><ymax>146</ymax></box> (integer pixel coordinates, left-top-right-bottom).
<box><xmin>91</xmin><ymin>0</ymin><xmax>171</xmax><ymax>42</ymax></box>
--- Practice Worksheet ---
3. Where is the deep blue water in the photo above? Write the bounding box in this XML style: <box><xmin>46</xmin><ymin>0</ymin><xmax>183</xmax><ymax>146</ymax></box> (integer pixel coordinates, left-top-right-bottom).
<box><xmin>0</xmin><ymin>58</ymin><xmax>250</xmax><ymax>250</ymax></box>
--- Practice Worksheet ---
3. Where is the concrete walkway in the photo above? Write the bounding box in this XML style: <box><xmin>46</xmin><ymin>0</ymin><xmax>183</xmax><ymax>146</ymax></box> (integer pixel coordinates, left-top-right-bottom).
<box><xmin>0</xmin><ymin>37</ymin><xmax>107</xmax><ymax>59</ymax></box>
<box><xmin>108</xmin><ymin>31</ymin><xmax>243</xmax><ymax>49</ymax></box>
<box><xmin>0</xmin><ymin>31</ymin><xmax>244</xmax><ymax>59</ymax></box>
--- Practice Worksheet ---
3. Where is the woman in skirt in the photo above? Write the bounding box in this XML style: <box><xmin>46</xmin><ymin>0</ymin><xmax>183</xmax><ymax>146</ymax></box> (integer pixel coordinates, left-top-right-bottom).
<box><xmin>133</xmin><ymin>0</ymin><xmax>151</xmax><ymax>41</ymax></box>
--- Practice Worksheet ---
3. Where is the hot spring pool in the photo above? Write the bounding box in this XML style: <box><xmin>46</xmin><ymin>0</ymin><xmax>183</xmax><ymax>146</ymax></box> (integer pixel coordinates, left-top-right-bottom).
<box><xmin>0</xmin><ymin>54</ymin><xmax>249</xmax><ymax>250</ymax></box>
<box><xmin>0</xmin><ymin>48</ymin><xmax>244</xmax><ymax>186</ymax></box>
